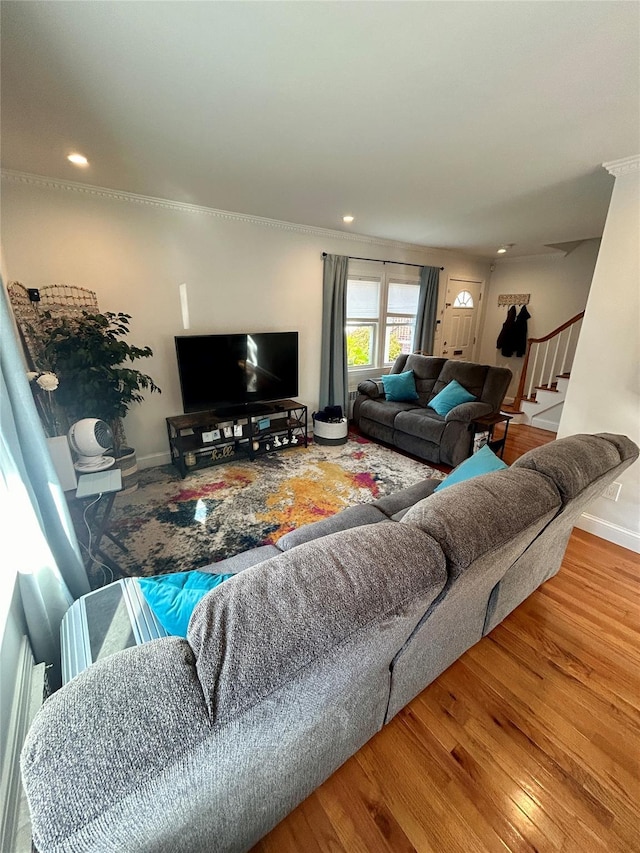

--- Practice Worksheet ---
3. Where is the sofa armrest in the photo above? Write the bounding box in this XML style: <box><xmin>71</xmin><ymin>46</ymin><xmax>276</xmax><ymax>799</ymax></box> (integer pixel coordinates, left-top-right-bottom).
<box><xmin>357</xmin><ymin>379</ymin><xmax>385</xmax><ymax>399</ymax></box>
<box><xmin>445</xmin><ymin>401</ymin><xmax>493</xmax><ymax>423</ymax></box>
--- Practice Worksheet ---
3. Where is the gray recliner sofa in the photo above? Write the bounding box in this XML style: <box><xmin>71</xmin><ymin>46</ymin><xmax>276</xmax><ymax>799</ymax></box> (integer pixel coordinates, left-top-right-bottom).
<box><xmin>353</xmin><ymin>353</ymin><xmax>512</xmax><ymax>466</ymax></box>
<box><xmin>21</xmin><ymin>433</ymin><xmax>638</xmax><ymax>853</ymax></box>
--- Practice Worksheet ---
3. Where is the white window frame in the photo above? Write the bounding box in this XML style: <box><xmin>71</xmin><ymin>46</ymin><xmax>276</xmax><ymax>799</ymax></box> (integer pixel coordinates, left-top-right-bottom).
<box><xmin>346</xmin><ymin>261</ymin><xmax>421</xmax><ymax>384</ymax></box>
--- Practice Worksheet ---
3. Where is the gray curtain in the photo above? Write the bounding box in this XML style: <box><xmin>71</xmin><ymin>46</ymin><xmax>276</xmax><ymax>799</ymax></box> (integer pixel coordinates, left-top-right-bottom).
<box><xmin>319</xmin><ymin>254</ymin><xmax>349</xmax><ymax>411</ymax></box>
<box><xmin>1</xmin><ymin>281</ymin><xmax>89</xmax><ymax>688</ymax></box>
<box><xmin>414</xmin><ymin>265</ymin><xmax>440</xmax><ymax>354</ymax></box>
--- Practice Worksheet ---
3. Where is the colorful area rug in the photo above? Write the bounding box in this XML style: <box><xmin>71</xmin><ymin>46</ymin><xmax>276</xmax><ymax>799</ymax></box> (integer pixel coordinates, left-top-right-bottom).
<box><xmin>94</xmin><ymin>432</ymin><xmax>444</xmax><ymax>585</ymax></box>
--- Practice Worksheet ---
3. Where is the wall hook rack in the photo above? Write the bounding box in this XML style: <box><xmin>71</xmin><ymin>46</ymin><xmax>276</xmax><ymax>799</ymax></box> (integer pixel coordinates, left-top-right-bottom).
<box><xmin>498</xmin><ymin>293</ymin><xmax>530</xmax><ymax>307</ymax></box>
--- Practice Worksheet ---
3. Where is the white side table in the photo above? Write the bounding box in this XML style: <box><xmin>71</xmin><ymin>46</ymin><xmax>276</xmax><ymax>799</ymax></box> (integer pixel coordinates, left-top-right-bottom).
<box><xmin>75</xmin><ymin>469</ymin><xmax>128</xmax><ymax>574</ymax></box>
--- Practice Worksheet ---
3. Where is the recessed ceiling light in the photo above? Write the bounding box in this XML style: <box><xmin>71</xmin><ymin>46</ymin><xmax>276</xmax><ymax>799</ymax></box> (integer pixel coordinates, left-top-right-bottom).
<box><xmin>67</xmin><ymin>153</ymin><xmax>89</xmax><ymax>166</ymax></box>
<box><xmin>343</xmin><ymin>215</ymin><xmax>354</xmax><ymax>223</ymax></box>
<box><xmin>497</xmin><ymin>247</ymin><xmax>507</xmax><ymax>254</ymax></box>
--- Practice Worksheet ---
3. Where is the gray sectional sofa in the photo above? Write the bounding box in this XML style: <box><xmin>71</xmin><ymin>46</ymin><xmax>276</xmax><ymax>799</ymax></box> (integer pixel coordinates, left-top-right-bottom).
<box><xmin>21</xmin><ymin>433</ymin><xmax>638</xmax><ymax>853</ymax></box>
<box><xmin>353</xmin><ymin>353</ymin><xmax>512</xmax><ymax>466</ymax></box>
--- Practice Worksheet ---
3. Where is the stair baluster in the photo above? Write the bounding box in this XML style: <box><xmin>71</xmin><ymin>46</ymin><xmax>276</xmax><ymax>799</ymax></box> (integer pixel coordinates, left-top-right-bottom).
<box><xmin>510</xmin><ymin>311</ymin><xmax>585</xmax><ymax>414</ymax></box>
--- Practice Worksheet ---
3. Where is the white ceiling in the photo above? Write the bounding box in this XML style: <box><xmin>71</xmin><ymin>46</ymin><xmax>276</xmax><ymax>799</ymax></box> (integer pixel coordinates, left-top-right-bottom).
<box><xmin>1</xmin><ymin>1</ymin><xmax>639</xmax><ymax>258</ymax></box>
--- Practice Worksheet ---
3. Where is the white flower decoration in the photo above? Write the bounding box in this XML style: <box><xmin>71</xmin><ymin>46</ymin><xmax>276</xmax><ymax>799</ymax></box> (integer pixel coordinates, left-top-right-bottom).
<box><xmin>27</xmin><ymin>371</ymin><xmax>39</xmax><ymax>381</ymax></box>
<box><xmin>36</xmin><ymin>372</ymin><xmax>59</xmax><ymax>392</ymax></box>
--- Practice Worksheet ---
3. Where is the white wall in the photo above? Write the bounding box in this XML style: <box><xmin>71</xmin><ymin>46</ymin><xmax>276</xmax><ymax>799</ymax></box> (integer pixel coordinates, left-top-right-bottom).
<box><xmin>1</xmin><ymin>174</ymin><xmax>491</xmax><ymax>465</ymax></box>
<box><xmin>558</xmin><ymin>161</ymin><xmax>640</xmax><ymax>552</ymax></box>
<box><xmin>476</xmin><ymin>240</ymin><xmax>600</xmax><ymax>397</ymax></box>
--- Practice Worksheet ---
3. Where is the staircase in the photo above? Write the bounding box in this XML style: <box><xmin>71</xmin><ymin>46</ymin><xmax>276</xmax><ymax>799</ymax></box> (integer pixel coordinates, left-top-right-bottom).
<box><xmin>502</xmin><ymin>311</ymin><xmax>584</xmax><ymax>432</ymax></box>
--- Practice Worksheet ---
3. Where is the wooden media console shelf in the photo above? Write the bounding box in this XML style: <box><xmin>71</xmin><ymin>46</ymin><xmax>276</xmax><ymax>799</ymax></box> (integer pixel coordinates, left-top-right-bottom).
<box><xmin>166</xmin><ymin>399</ymin><xmax>307</xmax><ymax>478</ymax></box>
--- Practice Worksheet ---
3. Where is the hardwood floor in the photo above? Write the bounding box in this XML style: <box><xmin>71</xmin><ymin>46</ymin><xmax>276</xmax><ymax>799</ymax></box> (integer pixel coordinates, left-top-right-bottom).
<box><xmin>496</xmin><ymin>422</ymin><xmax>556</xmax><ymax>466</ymax></box>
<box><xmin>252</xmin><ymin>426</ymin><xmax>640</xmax><ymax>853</ymax></box>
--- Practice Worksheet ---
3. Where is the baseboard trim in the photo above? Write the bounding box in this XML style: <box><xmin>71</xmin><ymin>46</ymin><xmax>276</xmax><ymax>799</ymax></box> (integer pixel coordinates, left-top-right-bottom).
<box><xmin>138</xmin><ymin>451</ymin><xmax>171</xmax><ymax>469</ymax></box>
<box><xmin>577</xmin><ymin>513</ymin><xmax>640</xmax><ymax>553</ymax></box>
<box><xmin>530</xmin><ymin>417</ymin><xmax>560</xmax><ymax>433</ymax></box>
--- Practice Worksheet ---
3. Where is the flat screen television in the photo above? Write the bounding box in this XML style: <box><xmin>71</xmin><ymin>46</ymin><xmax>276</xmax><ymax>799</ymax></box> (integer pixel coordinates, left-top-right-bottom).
<box><xmin>175</xmin><ymin>331</ymin><xmax>299</xmax><ymax>414</ymax></box>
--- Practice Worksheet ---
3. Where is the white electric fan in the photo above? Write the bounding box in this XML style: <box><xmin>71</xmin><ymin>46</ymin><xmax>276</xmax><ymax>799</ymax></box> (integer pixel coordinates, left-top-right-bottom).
<box><xmin>68</xmin><ymin>419</ymin><xmax>115</xmax><ymax>472</ymax></box>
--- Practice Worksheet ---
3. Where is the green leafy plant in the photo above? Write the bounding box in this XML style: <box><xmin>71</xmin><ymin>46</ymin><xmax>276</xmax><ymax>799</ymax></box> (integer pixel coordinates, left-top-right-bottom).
<box><xmin>38</xmin><ymin>311</ymin><xmax>161</xmax><ymax>453</ymax></box>
<box><xmin>347</xmin><ymin>326</ymin><xmax>372</xmax><ymax>366</ymax></box>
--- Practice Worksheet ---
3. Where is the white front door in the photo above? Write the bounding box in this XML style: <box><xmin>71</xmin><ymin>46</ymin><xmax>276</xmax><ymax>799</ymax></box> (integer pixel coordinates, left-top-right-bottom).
<box><xmin>440</xmin><ymin>279</ymin><xmax>482</xmax><ymax>360</ymax></box>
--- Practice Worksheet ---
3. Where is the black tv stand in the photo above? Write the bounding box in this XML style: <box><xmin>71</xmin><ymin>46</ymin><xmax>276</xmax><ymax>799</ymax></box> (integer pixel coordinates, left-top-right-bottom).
<box><xmin>166</xmin><ymin>399</ymin><xmax>308</xmax><ymax>478</ymax></box>
<box><xmin>213</xmin><ymin>402</ymin><xmax>273</xmax><ymax>418</ymax></box>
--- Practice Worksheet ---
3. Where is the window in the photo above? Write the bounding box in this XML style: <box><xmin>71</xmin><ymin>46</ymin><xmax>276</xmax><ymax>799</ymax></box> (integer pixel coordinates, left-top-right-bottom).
<box><xmin>452</xmin><ymin>290</ymin><xmax>474</xmax><ymax>308</ymax></box>
<box><xmin>346</xmin><ymin>264</ymin><xmax>420</xmax><ymax>372</ymax></box>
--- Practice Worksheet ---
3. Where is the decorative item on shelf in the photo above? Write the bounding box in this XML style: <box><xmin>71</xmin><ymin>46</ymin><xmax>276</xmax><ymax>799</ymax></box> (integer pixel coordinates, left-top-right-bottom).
<box><xmin>223</xmin><ymin>426</ymin><xmax>233</xmax><ymax>439</ymax></box>
<box><xmin>233</xmin><ymin>424</ymin><xmax>243</xmax><ymax>437</ymax></box>
<box><xmin>282</xmin><ymin>437</ymin><xmax>289</xmax><ymax>445</ymax></box>
<box><xmin>210</xmin><ymin>429</ymin><xmax>221</xmax><ymax>441</ymax></box>
<box><xmin>291</xmin><ymin>436</ymin><xmax>298</xmax><ymax>445</ymax></box>
<box><xmin>252</xmin><ymin>440</ymin><xmax>260</xmax><ymax>451</ymax></box>
<box><xmin>273</xmin><ymin>435</ymin><xmax>281</xmax><ymax>448</ymax></box>
<box><xmin>222</xmin><ymin>445</ymin><xmax>234</xmax><ymax>458</ymax></box>
<box><xmin>473</xmin><ymin>431</ymin><xmax>490</xmax><ymax>454</ymax></box>
<box><xmin>185</xmin><ymin>451</ymin><xmax>196</xmax><ymax>467</ymax></box>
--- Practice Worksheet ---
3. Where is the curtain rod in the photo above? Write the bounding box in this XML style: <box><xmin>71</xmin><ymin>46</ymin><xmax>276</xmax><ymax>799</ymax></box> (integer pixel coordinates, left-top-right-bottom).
<box><xmin>322</xmin><ymin>252</ymin><xmax>443</xmax><ymax>271</ymax></box>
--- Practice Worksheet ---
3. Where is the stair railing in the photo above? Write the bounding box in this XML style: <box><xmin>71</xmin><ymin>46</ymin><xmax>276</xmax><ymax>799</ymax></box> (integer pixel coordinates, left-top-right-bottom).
<box><xmin>512</xmin><ymin>311</ymin><xmax>585</xmax><ymax>412</ymax></box>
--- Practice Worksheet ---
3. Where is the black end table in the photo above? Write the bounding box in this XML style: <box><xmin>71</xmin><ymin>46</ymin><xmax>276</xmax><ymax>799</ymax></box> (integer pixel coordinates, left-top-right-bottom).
<box><xmin>471</xmin><ymin>413</ymin><xmax>513</xmax><ymax>459</ymax></box>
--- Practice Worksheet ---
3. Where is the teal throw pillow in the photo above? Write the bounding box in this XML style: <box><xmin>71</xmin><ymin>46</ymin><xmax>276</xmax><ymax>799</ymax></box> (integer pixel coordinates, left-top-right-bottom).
<box><xmin>429</xmin><ymin>379</ymin><xmax>476</xmax><ymax>416</ymax></box>
<box><xmin>138</xmin><ymin>570</ymin><xmax>234</xmax><ymax>637</ymax></box>
<box><xmin>435</xmin><ymin>444</ymin><xmax>507</xmax><ymax>491</ymax></box>
<box><xmin>380</xmin><ymin>370</ymin><xmax>419</xmax><ymax>402</ymax></box>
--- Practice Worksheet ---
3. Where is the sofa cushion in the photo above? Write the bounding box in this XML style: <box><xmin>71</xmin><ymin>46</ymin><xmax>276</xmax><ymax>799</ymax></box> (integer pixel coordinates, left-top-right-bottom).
<box><xmin>400</xmin><ymin>467</ymin><xmax>561</xmax><ymax>576</ymax></box>
<box><xmin>435</xmin><ymin>445</ymin><xmax>507</xmax><ymax>491</ymax></box>
<box><xmin>429</xmin><ymin>360</ymin><xmax>488</xmax><ymax>402</ymax></box>
<box><xmin>358</xmin><ymin>397</ymin><xmax>421</xmax><ymax>428</ymax></box>
<box><xmin>428</xmin><ymin>379</ymin><xmax>476</xmax><ymax>416</ymax></box>
<box><xmin>22</xmin><ymin>637</ymin><xmax>211</xmax><ymax>848</ymax></box>
<box><xmin>372</xmin><ymin>478</ymin><xmax>443</xmax><ymax>516</ymax></box>
<box><xmin>277</xmin><ymin>504</ymin><xmax>389</xmax><ymax>550</ymax></box>
<box><xmin>512</xmin><ymin>433</ymin><xmax>638</xmax><ymax>504</ymax></box>
<box><xmin>188</xmin><ymin>523</ymin><xmax>447</xmax><ymax>726</ymax></box>
<box><xmin>380</xmin><ymin>369</ymin><xmax>419</xmax><ymax>402</ymax></box>
<box><xmin>394</xmin><ymin>408</ymin><xmax>446</xmax><ymax>443</ymax></box>
<box><xmin>403</xmin><ymin>354</ymin><xmax>448</xmax><ymax>404</ymax></box>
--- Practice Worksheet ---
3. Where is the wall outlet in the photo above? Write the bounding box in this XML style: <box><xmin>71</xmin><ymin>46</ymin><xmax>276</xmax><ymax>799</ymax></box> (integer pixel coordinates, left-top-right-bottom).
<box><xmin>602</xmin><ymin>481</ymin><xmax>622</xmax><ymax>502</ymax></box>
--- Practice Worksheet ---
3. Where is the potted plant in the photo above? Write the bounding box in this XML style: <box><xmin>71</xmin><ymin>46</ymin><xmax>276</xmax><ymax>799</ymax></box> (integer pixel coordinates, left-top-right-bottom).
<box><xmin>37</xmin><ymin>310</ymin><xmax>161</xmax><ymax>489</ymax></box>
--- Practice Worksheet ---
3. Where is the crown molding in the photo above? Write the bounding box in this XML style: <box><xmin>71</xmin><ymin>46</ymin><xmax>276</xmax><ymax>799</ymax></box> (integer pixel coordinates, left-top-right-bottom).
<box><xmin>0</xmin><ymin>168</ymin><xmax>464</xmax><ymax>259</ymax></box>
<box><xmin>602</xmin><ymin>155</ymin><xmax>640</xmax><ymax>178</ymax></box>
<box><xmin>494</xmin><ymin>252</ymin><xmax>565</xmax><ymax>265</ymax></box>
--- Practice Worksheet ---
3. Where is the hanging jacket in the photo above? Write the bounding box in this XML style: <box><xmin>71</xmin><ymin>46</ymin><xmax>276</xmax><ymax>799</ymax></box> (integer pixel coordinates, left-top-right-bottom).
<box><xmin>513</xmin><ymin>305</ymin><xmax>531</xmax><ymax>357</ymax></box>
<box><xmin>497</xmin><ymin>306</ymin><xmax>517</xmax><ymax>356</ymax></box>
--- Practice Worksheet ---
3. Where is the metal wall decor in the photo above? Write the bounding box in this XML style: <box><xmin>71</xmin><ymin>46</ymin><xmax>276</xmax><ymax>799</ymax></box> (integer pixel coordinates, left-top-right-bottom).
<box><xmin>497</xmin><ymin>293</ymin><xmax>530</xmax><ymax>307</ymax></box>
